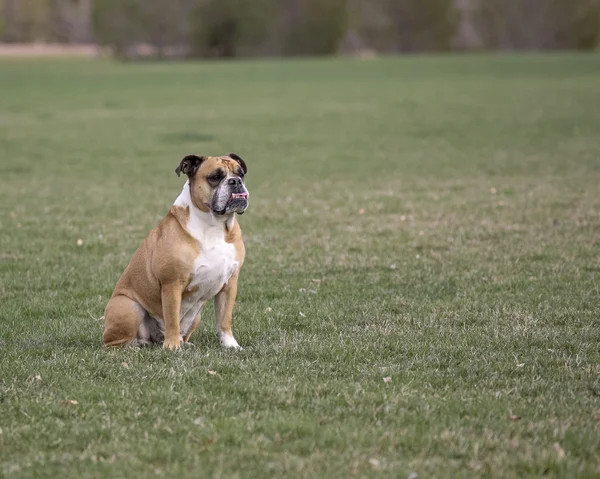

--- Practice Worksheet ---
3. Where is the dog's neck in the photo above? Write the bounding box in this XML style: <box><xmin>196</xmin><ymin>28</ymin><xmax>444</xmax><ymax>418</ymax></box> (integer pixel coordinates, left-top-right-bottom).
<box><xmin>173</xmin><ymin>180</ymin><xmax>236</xmax><ymax>232</ymax></box>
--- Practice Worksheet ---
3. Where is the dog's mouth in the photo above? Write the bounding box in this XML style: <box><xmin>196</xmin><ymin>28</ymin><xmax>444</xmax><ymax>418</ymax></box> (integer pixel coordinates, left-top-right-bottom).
<box><xmin>231</xmin><ymin>192</ymin><xmax>248</xmax><ymax>200</ymax></box>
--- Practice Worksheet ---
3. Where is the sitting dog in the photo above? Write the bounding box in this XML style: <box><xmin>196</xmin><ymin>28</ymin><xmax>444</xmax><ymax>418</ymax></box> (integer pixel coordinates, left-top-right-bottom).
<box><xmin>103</xmin><ymin>153</ymin><xmax>249</xmax><ymax>349</ymax></box>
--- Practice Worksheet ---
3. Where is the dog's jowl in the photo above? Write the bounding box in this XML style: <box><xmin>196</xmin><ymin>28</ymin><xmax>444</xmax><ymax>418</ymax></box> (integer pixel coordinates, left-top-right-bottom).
<box><xmin>103</xmin><ymin>153</ymin><xmax>249</xmax><ymax>350</ymax></box>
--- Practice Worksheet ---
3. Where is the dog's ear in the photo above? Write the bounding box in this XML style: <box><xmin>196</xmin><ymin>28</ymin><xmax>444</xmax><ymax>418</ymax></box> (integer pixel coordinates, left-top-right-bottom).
<box><xmin>175</xmin><ymin>154</ymin><xmax>205</xmax><ymax>178</ymax></box>
<box><xmin>228</xmin><ymin>152</ymin><xmax>247</xmax><ymax>175</ymax></box>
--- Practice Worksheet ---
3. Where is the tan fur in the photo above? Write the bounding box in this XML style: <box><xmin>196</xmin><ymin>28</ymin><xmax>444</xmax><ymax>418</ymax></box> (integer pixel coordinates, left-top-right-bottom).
<box><xmin>102</xmin><ymin>155</ymin><xmax>247</xmax><ymax>350</ymax></box>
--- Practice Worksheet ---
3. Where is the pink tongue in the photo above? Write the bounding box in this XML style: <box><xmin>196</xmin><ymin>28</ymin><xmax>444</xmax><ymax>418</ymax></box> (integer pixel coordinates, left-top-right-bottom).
<box><xmin>231</xmin><ymin>193</ymin><xmax>248</xmax><ymax>199</ymax></box>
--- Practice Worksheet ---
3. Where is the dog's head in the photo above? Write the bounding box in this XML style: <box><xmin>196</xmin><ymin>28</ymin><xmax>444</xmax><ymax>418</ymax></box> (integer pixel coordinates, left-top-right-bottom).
<box><xmin>175</xmin><ymin>153</ymin><xmax>249</xmax><ymax>215</ymax></box>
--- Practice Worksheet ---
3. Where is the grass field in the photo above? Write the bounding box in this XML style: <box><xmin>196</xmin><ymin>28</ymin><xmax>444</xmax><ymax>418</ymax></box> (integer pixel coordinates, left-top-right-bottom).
<box><xmin>0</xmin><ymin>54</ymin><xmax>599</xmax><ymax>478</ymax></box>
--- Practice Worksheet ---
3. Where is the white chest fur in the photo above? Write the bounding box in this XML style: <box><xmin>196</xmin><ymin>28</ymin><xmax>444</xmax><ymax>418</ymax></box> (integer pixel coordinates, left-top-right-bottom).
<box><xmin>175</xmin><ymin>182</ymin><xmax>239</xmax><ymax>336</ymax></box>
<box><xmin>187</xmin><ymin>233</ymin><xmax>238</xmax><ymax>300</ymax></box>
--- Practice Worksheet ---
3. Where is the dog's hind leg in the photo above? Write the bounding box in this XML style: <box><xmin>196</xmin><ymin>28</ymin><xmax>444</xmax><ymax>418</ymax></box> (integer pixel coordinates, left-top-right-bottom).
<box><xmin>183</xmin><ymin>311</ymin><xmax>202</xmax><ymax>344</ymax></box>
<box><xmin>137</xmin><ymin>315</ymin><xmax>165</xmax><ymax>346</ymax></box>
<box><xmin>103</xmin><ymin>295</ymin><xmax>145</xmax><ymax>347</ymax></box>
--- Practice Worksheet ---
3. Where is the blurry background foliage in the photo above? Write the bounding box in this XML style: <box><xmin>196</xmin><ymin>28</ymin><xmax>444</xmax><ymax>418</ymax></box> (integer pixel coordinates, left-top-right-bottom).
<box><xmin>1</xmin><ymin>0</ymin><xmax>599</xmax><ymax>58</ymax></box>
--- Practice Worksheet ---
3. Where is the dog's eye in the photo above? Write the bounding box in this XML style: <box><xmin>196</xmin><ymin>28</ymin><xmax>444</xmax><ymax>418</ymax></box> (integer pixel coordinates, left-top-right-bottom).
<box><xmin>209</xmin><ymin>174</ymin><xmax>223</xmax><ymax>182</ymax></box>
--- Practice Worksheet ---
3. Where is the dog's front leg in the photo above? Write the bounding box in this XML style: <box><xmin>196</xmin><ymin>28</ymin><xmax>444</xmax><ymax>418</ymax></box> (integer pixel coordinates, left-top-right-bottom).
<box><xmin>161</xmin><ymin>282</ymin><xmax>184</xmax><ymax>349</ymax></box>
<box><xmin>214</xmin><ymin>274</ymin><xmax>242</xmax><ymax>349</ymax></box>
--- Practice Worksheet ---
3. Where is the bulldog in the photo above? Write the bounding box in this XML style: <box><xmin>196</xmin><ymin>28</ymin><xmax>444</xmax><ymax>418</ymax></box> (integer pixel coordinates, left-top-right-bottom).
<box><xmin>102</xmin><ymin>153</ymin><xmax>249</xmax><ymax>350</ymax></box>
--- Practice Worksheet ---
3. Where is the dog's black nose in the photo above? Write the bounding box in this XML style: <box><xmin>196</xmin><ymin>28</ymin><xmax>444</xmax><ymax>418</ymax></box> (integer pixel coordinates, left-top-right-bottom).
<box><xmin>228</xmin><ymin>177</ymin><xmax>242</xmax><ymax>186</ymax></box>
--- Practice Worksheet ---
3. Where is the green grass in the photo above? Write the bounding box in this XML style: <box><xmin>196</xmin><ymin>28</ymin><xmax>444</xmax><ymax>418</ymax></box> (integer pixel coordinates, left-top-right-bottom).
<box><xmin>1</xmin><ymin>54</ymin><xmax>599</xmax><ymax>478</ymax></box>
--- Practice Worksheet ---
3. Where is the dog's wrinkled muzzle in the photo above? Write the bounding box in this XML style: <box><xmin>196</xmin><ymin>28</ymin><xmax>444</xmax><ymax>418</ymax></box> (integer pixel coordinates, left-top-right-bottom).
<box><xmin>212</xmin><ymin>179</ymin><xmax>249</xmax><ymax>215</ymax></box>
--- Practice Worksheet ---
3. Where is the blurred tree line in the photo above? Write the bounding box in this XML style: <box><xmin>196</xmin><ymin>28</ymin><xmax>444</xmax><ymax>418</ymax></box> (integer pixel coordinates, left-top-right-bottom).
<box><xmin>1</xmin><ymin>0</ymin><xmax>598</xmax><ymax>58</ymax></box>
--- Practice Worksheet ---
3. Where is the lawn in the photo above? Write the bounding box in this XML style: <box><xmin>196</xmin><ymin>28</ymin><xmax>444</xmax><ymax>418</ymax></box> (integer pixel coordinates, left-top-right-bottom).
<box><xmin>0</xmin><ymin>54</ymin><xmax>599</xmax><ymax>478</ymax></box>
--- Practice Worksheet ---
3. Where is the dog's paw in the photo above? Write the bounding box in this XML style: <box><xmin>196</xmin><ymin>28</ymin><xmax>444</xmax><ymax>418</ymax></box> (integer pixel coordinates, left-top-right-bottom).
<box><xmin>163</xmin><ymin>336</ymin><xmax>183</xmax><ymax>350</ymax></box>
<box><xmin>220</xmin><ymin>334</ymin><xmax>243</xmax><ymax>350</ymax></box>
